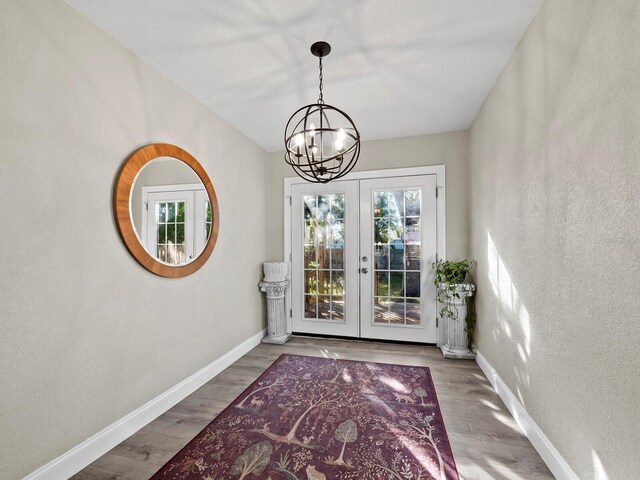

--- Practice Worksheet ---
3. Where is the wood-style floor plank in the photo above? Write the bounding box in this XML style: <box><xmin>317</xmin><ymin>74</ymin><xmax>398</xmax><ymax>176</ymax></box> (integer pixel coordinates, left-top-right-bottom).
<box><xmin>72</xmin><ymin>337</ymin><xmax>553</xmax><ymax>480</ymax></box>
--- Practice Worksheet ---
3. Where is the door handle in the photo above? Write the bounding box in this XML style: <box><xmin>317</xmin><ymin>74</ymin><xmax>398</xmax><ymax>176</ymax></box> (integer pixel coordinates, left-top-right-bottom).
<box><xmin>361</xmin><ymin>267</ymin><xmax>369</xmax><ymax>274</ymax></box>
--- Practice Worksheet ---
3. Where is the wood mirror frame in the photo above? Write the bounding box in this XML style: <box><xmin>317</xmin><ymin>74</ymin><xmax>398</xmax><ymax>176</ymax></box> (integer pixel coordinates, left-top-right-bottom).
<box><xmin>114</xmin><ymin>143</ymin><xmax>219</xmax><ymax>278</ymax></box>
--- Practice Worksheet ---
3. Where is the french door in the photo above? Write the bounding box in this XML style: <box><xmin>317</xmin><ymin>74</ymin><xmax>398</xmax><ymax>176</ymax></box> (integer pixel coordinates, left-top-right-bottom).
<box><xmin>142</xmin><ymin>186</ymin><xmax>211</xmax><ymax>265</ymax></box>
<box><xmin>290</xmin><ymin>174</ymin><xmax>439</xmax><ymax>343</ymax></box>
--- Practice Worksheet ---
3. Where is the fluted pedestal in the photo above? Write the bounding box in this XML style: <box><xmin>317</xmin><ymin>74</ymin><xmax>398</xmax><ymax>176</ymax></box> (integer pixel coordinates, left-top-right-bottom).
<box><xmin>438</xmin><ymin>283</ymin><xmax>476</xmax><ymax>360</ymax></box>
<box><xmin>259</xmin><ymin>280</ymin><xmax>291</xmax><ymax>345</ymax></box>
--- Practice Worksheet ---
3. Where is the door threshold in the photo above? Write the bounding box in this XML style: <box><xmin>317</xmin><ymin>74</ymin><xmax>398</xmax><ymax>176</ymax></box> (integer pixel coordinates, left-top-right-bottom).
<box><xmin>292</xmin><ymin>332</ymin><xmax>436</xmax><ymax>347</ymax></box>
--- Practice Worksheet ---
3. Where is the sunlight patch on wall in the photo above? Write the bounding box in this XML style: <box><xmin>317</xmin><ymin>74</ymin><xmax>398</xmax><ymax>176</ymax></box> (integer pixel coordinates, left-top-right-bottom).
<box><xmin>488</xmin><ymin>232</ymin><xmax>518</xmax><ymax>313</ymax></box>
<box><xmin>499</xmin><ymin>255</ymin><xmax>517</xmax><ymax>311</ymax></box>
<box><xmin>487</xmin><ymin>232</ymin><xmax>532</xmax><ymax>358</ymax></box>
<box><xmin>517</xmin><ymin>344</ymin><xmax>527</xmax><ymax>362</ymax></box>
<box><xmin>519</xmin><ymin>305</ymin><xmax>531</xmax><ymax>356</ymax></box>
<box><xmin>487</xmin><ymin>235</ymin><xmax>500</xmax><ymax>296</ymax></box>
<box><xmin>516</xmin><ymin>385</ymin><xmax>525</xmax><ymax>406</ymax></box>
<box><xmin>592</xmin><ymin>450</ymin><xmax>610</xmax><ymax>480</ymax></box>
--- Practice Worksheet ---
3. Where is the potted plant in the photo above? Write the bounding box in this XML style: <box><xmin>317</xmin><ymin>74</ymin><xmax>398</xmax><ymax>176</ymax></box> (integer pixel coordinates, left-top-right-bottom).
<box><xmin>432</xmin><ymin>259</ymin><xmax>477</xmax><ymax>359</ymax></box>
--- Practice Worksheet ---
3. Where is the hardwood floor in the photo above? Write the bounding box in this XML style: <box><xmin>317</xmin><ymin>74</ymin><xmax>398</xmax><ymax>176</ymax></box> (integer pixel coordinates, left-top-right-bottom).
<box><xmin>73</xmin><ymin>337</ymin><xmax>554</xmax><ymax>480</ymax></box>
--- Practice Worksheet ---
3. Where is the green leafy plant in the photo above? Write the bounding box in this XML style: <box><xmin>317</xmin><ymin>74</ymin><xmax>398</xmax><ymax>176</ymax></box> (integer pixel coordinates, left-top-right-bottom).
<box><xmin>432</xmin><ymin>259</ymin><xmax>477</xmax><ymax>346</ymax></box>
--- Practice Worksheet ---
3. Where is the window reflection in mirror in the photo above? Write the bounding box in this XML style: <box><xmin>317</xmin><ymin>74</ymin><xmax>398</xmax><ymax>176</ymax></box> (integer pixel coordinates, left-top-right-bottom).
<box><xmin>129</xmin><ymin>157</ymin><xmax>211</xmax><ymax>266</ymax></box>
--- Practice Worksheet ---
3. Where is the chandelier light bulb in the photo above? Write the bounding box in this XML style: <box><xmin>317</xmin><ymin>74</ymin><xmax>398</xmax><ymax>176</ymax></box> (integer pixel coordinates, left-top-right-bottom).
<box><xmin>293</xmin><ymin>133</ymin><xmax>304</xmax><ymax>157</ymax></box>
<box><xmin>335</xmin><ymin>128</ymin><xmax>346</xmax><ymax>151</ymax></box>
<box><xmin>307</xmin><ymin>123</ymin><xmax>317</xmax><ymax>152</ymax></box>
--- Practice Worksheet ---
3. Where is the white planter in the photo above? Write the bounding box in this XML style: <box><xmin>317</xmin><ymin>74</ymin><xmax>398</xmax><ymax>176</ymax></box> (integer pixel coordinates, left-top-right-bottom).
<box><xmin>437</xmin><ymin>283</ymin><xmax>476</xmax><ymax>360</ymax></box>
<box><xmin>263</xmin><ymin>262</ymin><xmax>288</xmax><ymax>282</ymax></box>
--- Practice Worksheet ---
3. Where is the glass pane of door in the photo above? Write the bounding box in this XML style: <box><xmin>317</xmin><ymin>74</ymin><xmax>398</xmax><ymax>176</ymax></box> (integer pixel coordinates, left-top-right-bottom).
<box><xmin>373</xmin><ymin>189</ymin><xmax>422</xmax><ymax>325</ymax></box>
<box><xmin>154</xmin><ymin>200</ymin><xmax>187</xmax><ymax>265</ymax></box>
<box><xmin>303</xmin><ymin>194</ymin><xmax>345</xmax><ymax>321</ymax></box>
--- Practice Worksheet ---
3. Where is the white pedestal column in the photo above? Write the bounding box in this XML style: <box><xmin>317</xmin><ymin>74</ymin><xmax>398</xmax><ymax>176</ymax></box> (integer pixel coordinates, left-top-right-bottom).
<box><xmin>438</xmin><ymin>283</ymin><xmax>476</xmax><ymax>360</ymax></box>
<box><xmin>259</xmin><ymin>279</ymin><xmax>291</xmax><ymax>345</ymax></box>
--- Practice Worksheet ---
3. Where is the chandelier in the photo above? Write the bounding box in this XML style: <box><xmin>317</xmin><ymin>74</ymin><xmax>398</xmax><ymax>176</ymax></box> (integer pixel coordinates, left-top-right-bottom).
<box><xmin>284</xmin><ymin>41</ymin><xmax>360</xmax><ymax>183</ymax></box>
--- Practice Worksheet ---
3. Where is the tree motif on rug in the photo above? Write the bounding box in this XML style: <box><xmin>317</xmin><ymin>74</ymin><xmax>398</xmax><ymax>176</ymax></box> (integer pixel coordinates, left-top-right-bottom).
<box><xmin>151</xmin><ymin>354</ymin><xmax>459</xmax><ymax>480</ymax></box>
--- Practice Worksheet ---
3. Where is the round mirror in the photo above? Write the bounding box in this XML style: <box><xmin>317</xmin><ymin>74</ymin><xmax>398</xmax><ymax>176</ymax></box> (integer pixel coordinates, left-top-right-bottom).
<box><xmin>114</xmin><ymin>144</ymin><xmax>219</xmax><ymax>277</ymax></box>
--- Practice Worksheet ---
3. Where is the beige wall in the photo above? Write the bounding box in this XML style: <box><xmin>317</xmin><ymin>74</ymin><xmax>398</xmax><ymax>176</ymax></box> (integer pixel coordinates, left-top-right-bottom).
<box><xmin>267</xmin><ymin>131</ymin><xmax>470</xmax><ymax>261</ymax></box>
<box><xmin>469</xmin><ymin>1</ymin><xmax>640</xmax><ymax>478</ymax></box>
<box><xmin>0</xmin><ymin>2</ymin><xmax>267</xmax><ymax>478</ymax></box>
<box><xmin>4</xmin><ymin>1</ymin><xmax>638</xmax><ymax>478</ymax></box>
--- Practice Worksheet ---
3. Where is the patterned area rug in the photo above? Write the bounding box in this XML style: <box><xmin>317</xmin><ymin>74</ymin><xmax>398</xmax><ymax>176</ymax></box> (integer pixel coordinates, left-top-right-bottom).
<box><xmin>151</xmin><ymin>354</ymin><xmax>459</xmax><ymax>480</ymax></box>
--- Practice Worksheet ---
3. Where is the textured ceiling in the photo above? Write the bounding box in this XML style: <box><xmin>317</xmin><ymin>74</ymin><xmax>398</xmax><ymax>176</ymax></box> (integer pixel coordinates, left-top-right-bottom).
<box><xmin>64</xmin><ymin>0</ymin><xmax>542</xmax><ymax>151</ymax></box>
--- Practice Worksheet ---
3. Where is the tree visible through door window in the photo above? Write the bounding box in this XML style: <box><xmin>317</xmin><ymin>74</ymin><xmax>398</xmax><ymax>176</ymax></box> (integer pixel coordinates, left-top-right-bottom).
<box><xmin>205</xmin><ymin>200</ymin><xmax>212</xmax><ymax>242</ymax></box>
<box><xmin>303</xmin><ymin>194</ymin><xmax>345</xmax><ymax>321</ymax></box>
<box><xmin>156</xmin><ymin>201</ymin><xmax>186</xmax><ymax>264</ymax></box>
<box><xmin>373</xmin><ymin>189</ymin><xmax>422</xmax><ymax>325</ymax></box>
<box><xmin>145</xmin><ymin>187</ymin><xmax>211</xmax><ymax>266</ymax></box>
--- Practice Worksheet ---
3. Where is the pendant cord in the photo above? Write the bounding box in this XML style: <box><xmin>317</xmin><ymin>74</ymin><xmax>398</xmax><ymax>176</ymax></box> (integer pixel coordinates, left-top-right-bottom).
<box><xmin>318</xmin><ymin>57</ymin><xmax>324</xmax><ymax>104</ymax></box>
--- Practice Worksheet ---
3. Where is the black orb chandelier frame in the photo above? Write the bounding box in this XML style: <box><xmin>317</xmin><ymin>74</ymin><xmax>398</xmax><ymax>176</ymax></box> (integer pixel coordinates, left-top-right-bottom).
<box><xmin>284</xmin><ymin>41</ymin><xmax>360</xmax><ymax>183</ymax></box>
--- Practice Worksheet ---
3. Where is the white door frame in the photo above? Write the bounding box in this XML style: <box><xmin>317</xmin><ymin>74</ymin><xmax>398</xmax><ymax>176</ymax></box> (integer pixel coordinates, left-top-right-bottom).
<box><xmin>141</xmin><ymin>183</ymin><xmax>208</xmax><ymax>264</ymax></box>
<box><xmin>141</xmin><ymin>183</ymin><xmax>204</xmax><ymax>243</ymax></box>
<box><xmin>284</xmin><ymin>165</ymin><xmax>446</xmax><ymax>342</ymax></box>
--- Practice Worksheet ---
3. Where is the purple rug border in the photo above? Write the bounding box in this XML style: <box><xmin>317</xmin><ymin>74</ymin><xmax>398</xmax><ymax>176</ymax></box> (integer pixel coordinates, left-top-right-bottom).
<box><xmin>150</xmin><ymin>352</ymin><xmax>459</xmax><ymax>479</ymax></box>
<box><xmin>150</xmin><ymin>353</ymin><xmax>289</xmax><ymax>479</ymax></box>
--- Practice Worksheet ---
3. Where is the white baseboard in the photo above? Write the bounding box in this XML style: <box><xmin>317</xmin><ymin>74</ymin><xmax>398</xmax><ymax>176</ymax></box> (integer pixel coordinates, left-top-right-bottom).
<box><xmin>475</xmin><ymin>350</ymin><xmax>579</xmax><ymax>480</ymax></box>
<box><xmin>24</xmin><ymin>329</ymin><xmax>267</xmax><ymax>480</ymax></box>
